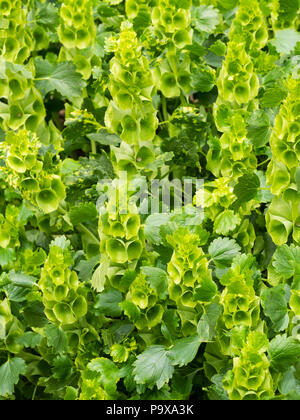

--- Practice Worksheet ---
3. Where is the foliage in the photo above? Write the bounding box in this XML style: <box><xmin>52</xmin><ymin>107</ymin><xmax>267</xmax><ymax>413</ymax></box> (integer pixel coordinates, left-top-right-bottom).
<box><xmin>0</xmin><ymin>0</ymin><xmax>299</xmax><ymax>401</ymax></box>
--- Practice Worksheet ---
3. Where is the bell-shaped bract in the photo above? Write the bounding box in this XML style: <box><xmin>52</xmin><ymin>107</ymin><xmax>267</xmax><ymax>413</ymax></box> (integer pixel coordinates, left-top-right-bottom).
<box><xmin>58</xmin><ymin>0</ymin><xmax>96</xmax><ymax>50</ymax></box>
<box><xmin>223</xmin><ymin>331</ymin><xmax>274</xmax><ymax>400</ymax></box>
<box><xmin>230</xmin><ymin>0</ymin><xmax>268</xmax><ymax>56</ymax></box>
<box><xmin>105</xmin><ymin>23</ymin><xmax>158</xmax><ymax>147</ymax></box>
<box><xmin>0</xmin><ymin>0</ymin><xmax>33</xmax><ymax>64</ymax></box>
<box><xmin>0</xmin><ymin>129</ymin><xmax>66</xmax><ymax>214</ymax></box>
<box><xmin>266</xmin><ymin>79</ymin><xmax>300</xmax><ymax>245</ymax></box>
<box><xmin>39</xmin><ymin>242</ymin><xmax>88</xmax><ymax>325</ymax></box>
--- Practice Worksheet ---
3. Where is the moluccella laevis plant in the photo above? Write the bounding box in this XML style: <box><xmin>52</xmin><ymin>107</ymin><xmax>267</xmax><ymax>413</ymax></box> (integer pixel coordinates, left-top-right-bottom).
<box><xmin>266</xmin><ymin>78</ymin><xmax>300</xmax><ymax>246</ymax></box>
<box><xmin>39</xmin><ymin>240</ymin><xmax>88</xmax><ymax>325</ymax></box>
<box><xmin>58</xmin><ymin>0</ymin><xmax>100</xmax><ymax>80</ymax></box>
<box><xmin>0</xmin><ymin>129</ymin><xmax>65</xmax><ymax>214</ymax></box>
<box><xmin>0</xmin><ymin>0</ymin><xmax>33</xmax><ymax>64</ymax></box>
<box><xmin>105</xmin><ymin>22</ymin><xmax>158</xmax><ymax>146</ymax></box>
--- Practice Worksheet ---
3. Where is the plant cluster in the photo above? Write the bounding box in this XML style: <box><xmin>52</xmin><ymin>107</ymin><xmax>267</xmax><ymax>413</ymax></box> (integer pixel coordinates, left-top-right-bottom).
<box><xmin>0</xmin><ymin>0</ymin><xmax>300</xmax><ymax>401</ymax></box>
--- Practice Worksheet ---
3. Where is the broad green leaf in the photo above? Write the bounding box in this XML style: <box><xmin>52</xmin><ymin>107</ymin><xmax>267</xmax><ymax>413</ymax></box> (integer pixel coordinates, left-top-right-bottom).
<box><xmin>272</xmin><ymin>245</ymin><xmax>300</xmax><ymax>279</ymax></box>
<box><xmin>88</xmin><ymin>358</ymin><xmax>120</xmax><ymax>395</ymax></box>
<box><xmin>271</xmin><ymin>29</ymin><xmax>300</xmax><ymax>54</ymax></box>
<box><xmin>87</xmin><ymin>130</ymin><xmax>121</xmax><ymax>147</ymax></box>
<box><xmin>194</xmin><ymin>277</ymin><xmax>218</xmax><ymax>303</ymax></box>
<box><xmin>44</xmin><ymin>324</ymin><xmax>68</xmax><ymax>354</ymax></box>
<box><xmin>69</xmin><ymin>203</ymin><xmax>98</xmax><ymax>226</ymax></box>
<box><xmin>233</xmin><ymin>173</ymin><xmax>260</xmax><ymax>210</ymax></box>
<box><xmin>209</xmin><ymin>238</ymin><xmax>241</xmax><ymax>268</ymax></box>
<box><xmin>261</xmin><ymin>285</ymin><xmax>289</xmax><ymax>332</ymax></box>
<box><xmin>16</xmin><ymin>332</ymin><xmax>42</xmax><ymax>348</ymax></box>
<box><xmin>168</xmin><ymin>336</ymin><xmax>202</xmax><ymax>367</ymax></box>
<box><xmin>144</xmin><ymin>214</ymin><xmax>170</xmax><ymax>245</ymax></box>
<box><xmin>214</xmin><ymin>210</ymin><xmax>240</xmax><ymax>235</ymax></box>
<box><xmin>34</xmin><ymin>58</ymin><xmax>86</xmax><ymax>100</ymax></box>
<box><xmin>269</xmin><ymin>335</ymin><xmax>300</xmax><ymax>372</ymax></box>
<box><xmin>94</xmin><ymin>290</ymin><xmax>123</xmax><ymax>317</ymax></box>
<box><xmin>141</xmin><ymin>266</ymin><xmax>168</xmax><ymax>300</ymax></box>
<box><xmin>134</xmin><ymin>346</ymin><xmax>174</xmax><ymax>390</ymax></box>
<box><xmin>0</xmin><ymin>358</ymin><xmax>26</xmax><ymax>397</ymax></box>
<box><xmin>192</xmin><ymin>5</ymin><xmax>222</xmax><ymax>33</ymax></box>
<box><xmin>247</xmin><ymin>110</ymin><xmax>271</xmax><ymax>148</ymax></box>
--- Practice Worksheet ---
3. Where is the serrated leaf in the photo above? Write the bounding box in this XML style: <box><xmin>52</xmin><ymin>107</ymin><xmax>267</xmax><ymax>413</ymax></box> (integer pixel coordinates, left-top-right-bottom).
<box><xmin>34</xmin><ymin>58</ymin><xmax>86</xmax><ymax>100</ymax></box>
<box><xmin>192</xmin><ymin>5</ymin><xmax>222</xmax><ymax>33</ymax></box>
<box><xmin>0</xmin><ymin>358</ymin><xmax>26</xmax><ymax>397</ymax></box>
<box><xmin>209</xmin><ymin>238</ymin><xmax>241</xmax><ymax>268</ymax></box>
<box><xmin>134</xmin><ymin>346</ymin><xmax>174</xmax><ymax>390</ymax></box>
<box><xmin>168</xmin><ymin>336</ymin><xmax>202</xmax><ymax>367</ymax></box>
<box><xmin>233</xmin><ymin>173</ymin><xmax>260</xmax><ymax>210</ymax></box>
<box><xmin>44</xmin><ymin>324</ymin><xmax>67</xmax><ymax>354</ymax></box>
<box><xmin>271</xmin><ymin>29</ymin><xmax>300</xmax><ymax>54</ymax></box>
<box><xmin>269</xmin><ymin>335</ymin><xmax>300</xmax><ymax>372</ymax></box>
<box><xmin>69</xmin><ymin>203</ymin><xmax>98</xmax><ymax>226</ymax></box>
<box><xmin>16</xmin><ymin>332</ymin><xmax>42</xmax><ymax>348</ymax></box>
<box><xmin>214</xmin><ymin>210</ymin><xmax>240</xmax><ymax>235</ymax></box>
<box><xmin>141</xmin><ymin>266</ymin><xmax>168</xmax><ymax>300</ymax></box>
<box><xmin>87</xmin><ymin>130</ymin><xmax>121</xmax><ymax>147</ymax></box>
<box><xmin>261</xmin><ymin>285</ymin><xmax>289</xmax><ymax>332</ymax></box>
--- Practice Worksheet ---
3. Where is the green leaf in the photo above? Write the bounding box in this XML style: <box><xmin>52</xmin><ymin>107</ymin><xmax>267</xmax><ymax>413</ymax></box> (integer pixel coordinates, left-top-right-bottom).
<box><xmin>69</xmin><ymin>203</ymin><xmax>98</xmax><ymax>226</ymax></box>
<box><xmin>88</xmin><ymin>357</ymin><xmax>120</xmax><ymax>395</ymax></box>
<box><xmin>214</xmin><ymin>210</ymin><xmax>240</xmax><ymax>235</ymax></box>
<box><xmin>261</xmin><ymin>87</ymin><xmax>287</xmax><ymax>108</ymax></box>
<box><xmin>194</xmin><ymin>277</ymin><xmax>218</xmax><ymax>303</ymax></box>
<box><xmin>271</xmin><ymin>29</ymin><xmax>300</xmax><ymax>55</ymax></box>
<box><xmin>261</xmin><ymin>285</ymin><xmax>289</xmax><ymax>332</ymax></box>
<box><xmin>0</xmin><ymin>358</ymin><xmax>26</xmax><ymax>397</ymax></box>
<box><xmin>233</xmin><ymin>173</ymin><xmax>260</xmax><ymax>210</ymax></box>
<box><xmin>141</xmin><ymin>266</ymin><xmax>168</xmax><ymax>300</ymax></box>
<box><xmin>87</xmin><ymin>130</ymin><xmax>121</xmax><ymax>147</ymax></box>
<box><xmin>76</xmin><ymin>256</ymin><xmax>99</xmax><ymax>281</ymax></box>
<box><xmin>34</xmin><ymin>58</ymin><xmax>86</xmax><ymax>100</ymax></box>
<box><xmin>144</xmin><ymin>214</ymin><xmax>170</xmax><ymax>245</ymax></box>
<box><xmin>134</xmin><ymin>346</ymin><xmax>174</xmax><ymax>390</ymax></box>
<box><xmin>44</xmin><ymin>324</ymin><xmax>68</xmax><ymax>354</ymax></box>
<box><xmin>53</xmin><ymin>356</ymin><xmax>73</xmax><ymax>380</ymax></box>
<box><xmin>269</xmin><ymin>335</ymin><xmax>300</xmax><ymax>372</ymax></box>
<box><xmin>278</xmin><ymin>367</ymin><xmax>300</xmax><ymax>397</ymax></box>
<box><xmin>272</xmin><ymin>245</ymin><xmax>300</xmax><ymax>279</ymax></box>
<box><xmin>16</xmin><ymin>332</ymin><xmax>42</xmax><ymax>348</ymax></box>
<box><xmin>22</xmin><ymin>301</ymin><xmax>48</xmax><ymax>328</ymax></box>
<box><xmin>0</xmin><ymin>248</ymin><xmax>15</xmax><ymax>267</ymax></box>
<box><xmin>50</xmin><ymin>236</ymin><xmax>70</xmax><ymax>251</ymax></box>
<box><xmin>209</xmin><ymin>40</ymin><xmax>226</xmax><ymax>57</ymax></box>
<box><xmin>94</xmin><ymin>289</ymin><xmax>123</xmax><ymax>317</ymax></box>
<box><xmin>247</xmin><ymin>110</ymin><xmax>272</xmax><ymax>148</ymax></box>
<box><xmin>209</xmin><ymin>237</ymin><xmax>241</xmax><ymax>268</ymax></box>
<box><xmin>197</xmin><ymin>303</ymin><xmax>223</xmax><ymax>341</ymax></box>
<box><xmin>9</xmin><ymin>271</ymin><xmax>37</xmax><ymax>288</ymax></box>
<box><xmin>192</xmin><ymin>5</ymin><xmax>222</xmax><ymax>33</ymax></box>
<box><xmin>168</xmin><ymin>336</ymin><xmax>202</xmax><ymax>367</ymax></box>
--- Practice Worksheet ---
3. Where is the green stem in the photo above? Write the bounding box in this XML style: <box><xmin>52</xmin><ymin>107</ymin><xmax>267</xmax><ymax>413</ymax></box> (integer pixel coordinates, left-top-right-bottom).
<box><xmin>257</xmin><ymin>158</ymin><xmax>271</xmax><ymax>167</ymax></box>
<box><xmin>32</xmin><ymin>384</ymin><xmax>38</xmax><ymax>401</ymax></box>
<box><xmin>180</xmin><ymin>94</ymin><xmax>188</xmax><ymax>106</ymax></box>
<box><xmin>162</xmin><ymin>96</ymin><xmax>169</xmax><ymax>121</ymax></box>
<box><xmin>77</xmin><ymin>223</ymin><xmax>100</xmax><ymax>245</ymax></box>
<box><xmin>58</xmin><ymin>205</ymin><xmax>100</xmax><ymax>245</ymax></box>
<box><xmin>91</xmin><ymin>140</ymin><xmax>97</xmax><ymax>155</ymax></box>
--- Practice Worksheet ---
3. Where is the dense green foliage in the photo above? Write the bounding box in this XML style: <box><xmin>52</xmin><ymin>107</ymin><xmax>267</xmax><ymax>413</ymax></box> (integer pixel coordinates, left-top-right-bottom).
<box><xmin>0</xmin><ymin>0</ymin><xmax>300</xmax><ymax>401</ymax></box>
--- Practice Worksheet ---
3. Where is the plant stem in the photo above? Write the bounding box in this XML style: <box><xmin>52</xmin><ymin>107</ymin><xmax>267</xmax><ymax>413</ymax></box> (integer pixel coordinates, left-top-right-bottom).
<box><xmin>58</xmin><ymin>205</ymin><xmax>100</xmax><ymax>245</ymax></box>
<box><xmin>91</xmin><ymin>140</ymin><xmax>97</xmax><ymax>155</ymax></box>
<box><xmin>257</xmin><ymin>158</ymin><xmax>271</xmax><ymax>167</ymax></box>
<box><xmin>77</xmin><ymin>223</ymin><xmax>100</xmax><ymax>245</ymax></box>
<box><xmin>162</xmin><ymin>96</ymin><xmax>169</xmax><ymax>121</ymax></box>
